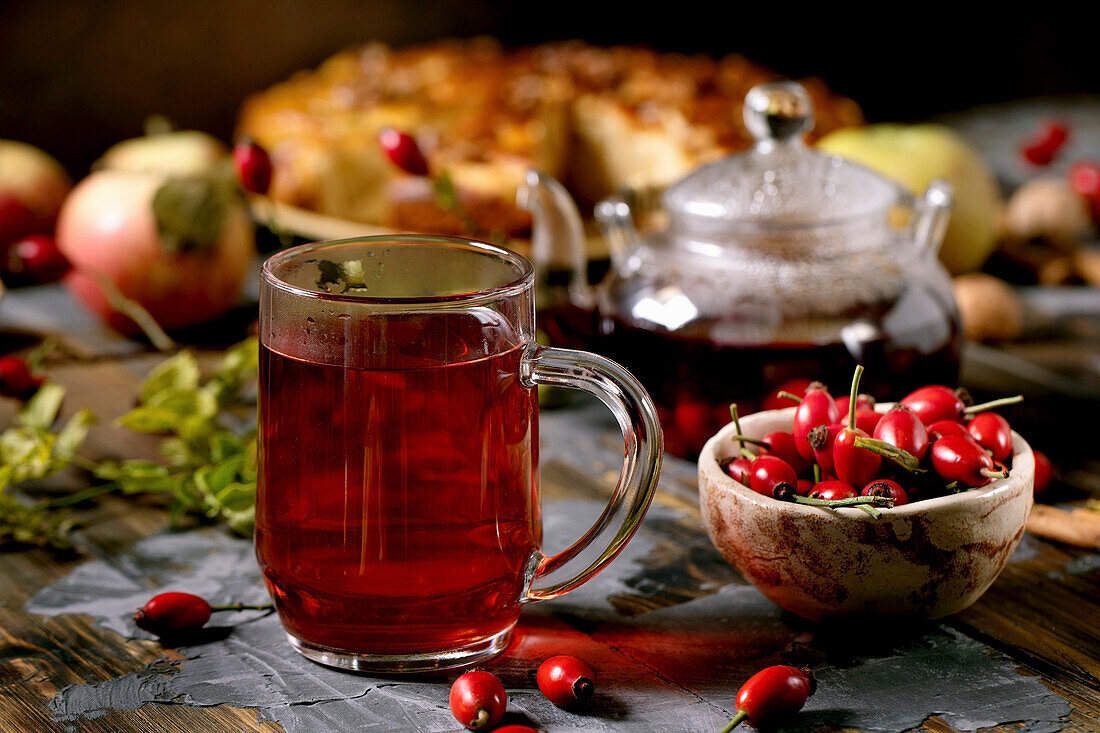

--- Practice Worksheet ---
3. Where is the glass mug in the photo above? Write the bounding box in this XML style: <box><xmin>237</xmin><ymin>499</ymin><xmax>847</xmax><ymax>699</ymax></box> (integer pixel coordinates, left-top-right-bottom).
<box><xmin>257</xmin><ymin>235</ymin><xmax>663</xmax><ymax>672</ymax></box>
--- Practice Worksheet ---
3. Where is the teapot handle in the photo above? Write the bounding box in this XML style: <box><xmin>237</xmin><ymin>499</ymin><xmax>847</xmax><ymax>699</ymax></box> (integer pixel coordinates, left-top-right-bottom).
<box><xmin>911</xmin><ymin>179</ymin><xmax>953</xmax><ymax>256</ymax></box>
<box><xmin>518</xmin><ymin>169</ymin><xmax>593</xmax><ymax>308</ymax></box>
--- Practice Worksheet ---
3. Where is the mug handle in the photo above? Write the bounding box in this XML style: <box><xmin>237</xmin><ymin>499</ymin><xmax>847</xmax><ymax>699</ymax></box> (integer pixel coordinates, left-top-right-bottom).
<box><xmin>520</xmin><ymin>344</ymin><xmax>663</xmax><ymax>602</ymax></box>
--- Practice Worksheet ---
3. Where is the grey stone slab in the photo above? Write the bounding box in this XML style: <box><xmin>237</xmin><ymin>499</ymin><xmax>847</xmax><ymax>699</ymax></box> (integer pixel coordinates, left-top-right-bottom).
<box><xmin>25</xmin><ymin>493</ymin><xmax>1073</xmax><ymax>732</ymax></box>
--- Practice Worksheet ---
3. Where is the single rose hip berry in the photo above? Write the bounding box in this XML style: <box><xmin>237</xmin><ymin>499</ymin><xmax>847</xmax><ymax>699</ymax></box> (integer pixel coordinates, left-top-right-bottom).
<box><xmin>5</xmin><ymin>234</ymin><xmax>72</xmax><ymax>285</ymax></box>
<box><xmin>672</xmin><ymin>395</ymin><xmax>718</xmax><ymax>457</ymax></box>
<box><xmin>862</xmin><ymin>479</ymin><xmax>909</xmax><ymax>506</ymax></box>
<box><xmin>833</xmin><ymin>366</ymin><xmax>882</xmax><ymax>488</ymax></box>
<box><xmin>450</xmin><ymin>670</ymin><xmax>507</xmax><ymax>730</ymax></box>
<box><xmin>966</xmin><ymin>412</ymin><xmax>1013</xmax><ymax>463</ymax></box>
<box><xmin>134</xmin><ymin>592</ymin><xmax>211</xmax><ymax>635</ymax></box>
<box><xmin>900</xmin><ymin>385</ymin><xmax>970</xmax><ymax>425</ymax></box>
<box><xmin>134</xmin><ymin>592</ymin><xmax>272</xmax><ymax>637</ymax></box>
<box><xmin>749</xmin><ymin>455</ymin><xmax>797</xmax><ymax>497</ymax></box>
<box><xmin>537</xmin><ymin>655</ymin><xmax>596</xmax><ymax>707</ymax></box>
<box><xmin>793</xmin><ymin>382</ymin><xmax>840</xmax><ymax>460</ymax></box>
<box><xmin>1033</xmin><ymin>450</ymin><xmax>1053</xmax><ymax>494</ymax></box>
<box><xmin>927</xmin><ymin>419</ymin><xmax>969</xmax><ymax>442</ymax></box>
<box><xmin>232</xmin><ymin>139</ymin><xmax>273</xmax><ymax>196</ymax></box>
<box><xmin>378</xmin><ymin>127</ymin><xmax>430</xmax><ymax>176</ymax></box>
<box><xmin>835</xmin><ymin>393</ymin><xmax>875</xmax><ymax>416</ymax></box>
<box><xmin>722</xmin><ymin>665</ymin><xmax>816</xmax><ymax>731</ymax></box>
<box><xmin>0</xmin><ymin>194</ymin><xmax>43</xmax><ymax>248</ymax></box>
<box><xmin>873</xmin><ymin>405</ymin><xmax>929</xmax><ymax>461</ymax></box>
<box><xmin>930</xmin><ymin>435</ymin><xmax>1008</xmax><ymax>488</ymax></box>
<box><xmin>853</xmin><ymin>408</ymin><xmax>882</xmax><ymax>435</ymax></box>
<box><xmin>901</xmin><ymin>385</ymin><xmax>1022</xmax><ymax>426</ymax></box>
<box><xmin>808</xmin><ymin>423</ymin><xmax>842</xmax><ymax>475</ymax></box>
<box><xmin>1021</xmin><ymin>120</ymin><xmax>1069</xmax><ymax>166</ymax></box>
<box><xmin>810</xmin><ymin>480</ymin><xmax>857</xmax><ymax>501</ymax></box>
<box><xmin>722</xmin><ymin>456</ymin><xmax>753</xmax><ymax>485</ymax></box>
<box><xmin>0</xmin><ymin>355</ymin><xmax>43</xmax><ymax>399</ymax></box>
<box><xmin>761</xmin><ymin>430</ymin><xmax>810</xmax><ymax>474</ymax></box>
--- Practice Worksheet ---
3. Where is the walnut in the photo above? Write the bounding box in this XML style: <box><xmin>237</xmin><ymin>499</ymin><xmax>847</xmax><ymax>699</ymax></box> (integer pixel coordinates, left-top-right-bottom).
<box><xmin>953</xmin><ymin>273</ymin><xmax>1024</xmax><ymax>342</ymax></box>
<box><xmin>1002</xmin><ymin>178</ymin><xmax>1093</xmax><ymax>251</ymax></box>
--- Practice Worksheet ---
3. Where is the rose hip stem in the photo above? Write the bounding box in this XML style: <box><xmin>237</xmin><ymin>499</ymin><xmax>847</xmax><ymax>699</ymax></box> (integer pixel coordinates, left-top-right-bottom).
<box><xmin>88</xmin><ymin>270</ymin><xmax>176</xmax><ymax>352</ymax></box>
<box><xmin>209</xmin><ymin>602</ymin><xmax>274</xmax><ymax>612</ymax></box>
<box><xmin>963</xmin><ymin>395</ymin><xmax>1024</xmax><ymax>415</ymax></box>
<box><xmin>776</xmin><ymin>391</ymin><xmax>803</xmax><ymax>404</ymax></box>
<box><xmin>773</xmin><ymin>484</ymin><xmax>893</xmax><ymax>518</ymax></box>
<box><xmin>724</xmin><ymin>434</ymin><xmax>771</xmax><ymax>448</ymax></box>
<box><xmin>729</xmin><ymin>404</ymin><xmax>759</xmax><ymax>460</ymax></box>
<box><xmin>852</xmin><ymin>437</ymin><xmax>921</xmax><ymax>473</ymax></box>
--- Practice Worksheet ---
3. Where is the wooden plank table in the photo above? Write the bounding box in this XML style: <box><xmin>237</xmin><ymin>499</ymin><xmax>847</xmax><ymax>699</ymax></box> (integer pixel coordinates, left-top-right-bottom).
<box><xmin>1</xmin><ymin>287</ymin><xmax>1099</xmax><ymax>732</ymax></box>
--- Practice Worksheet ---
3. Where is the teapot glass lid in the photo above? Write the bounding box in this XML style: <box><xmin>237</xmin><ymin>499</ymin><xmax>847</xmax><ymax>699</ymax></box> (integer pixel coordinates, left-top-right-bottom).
<box><xmin>662</xmin><ymin>81</ymin><xmax>902</xmax><ymax>234</ymax></box>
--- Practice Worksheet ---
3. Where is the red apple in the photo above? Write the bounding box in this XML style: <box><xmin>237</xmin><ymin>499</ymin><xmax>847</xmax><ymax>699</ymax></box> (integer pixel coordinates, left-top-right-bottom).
<box><xmin>0</xmin><ymin>140</ymin><xmax>72</xmax><ymax>246</ymax></box>
<box><xmin>56</xmin><ymin>169</ymin><xmax>254</xmax><ymax>333</ymax></box>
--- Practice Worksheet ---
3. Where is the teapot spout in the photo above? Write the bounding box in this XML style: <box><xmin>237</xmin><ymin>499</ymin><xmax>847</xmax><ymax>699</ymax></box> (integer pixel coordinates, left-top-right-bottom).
<box><xmin>912</xmin><ymin>179</ymin><xmax>953</xmax><ymax>255</ymax></box>
<box><xmin>518</xmin><ymin>169</ymin><xmax>593</xmax><ymax>309</ymax></box>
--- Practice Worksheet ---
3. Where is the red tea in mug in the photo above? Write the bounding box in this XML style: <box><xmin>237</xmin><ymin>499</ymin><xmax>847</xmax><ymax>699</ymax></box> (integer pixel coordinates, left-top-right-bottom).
<box><xmin>257</xmin><ymin>310</ymin><xmax>540</xmax><ymax>655</ymax></box>
<box><xmin>257</xmin><ymin>236</ymin><xmax>661</xmax><ymax>673</ymax></box>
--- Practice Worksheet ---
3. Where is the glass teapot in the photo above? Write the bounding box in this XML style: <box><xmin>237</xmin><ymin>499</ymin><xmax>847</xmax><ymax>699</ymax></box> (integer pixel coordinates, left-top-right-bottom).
<box><xmin>519</xmin><ymin>81</ymin><xmax>960</xmax><ymax>459</ymax></box>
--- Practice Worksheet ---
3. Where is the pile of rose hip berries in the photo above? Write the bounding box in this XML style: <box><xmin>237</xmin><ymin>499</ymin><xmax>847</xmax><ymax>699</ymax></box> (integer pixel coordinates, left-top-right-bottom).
<box><xmin>721</xmin><ymin>365</ymin><xmax>1051</xmax><ymax>512</ymax></box>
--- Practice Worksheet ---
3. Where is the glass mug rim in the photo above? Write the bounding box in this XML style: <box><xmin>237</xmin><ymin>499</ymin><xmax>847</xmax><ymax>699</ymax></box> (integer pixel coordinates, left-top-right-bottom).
<box><xmin>260</xmin><ymin>234</ymin><xmax>535</xmax><ymax>307</ymax></box>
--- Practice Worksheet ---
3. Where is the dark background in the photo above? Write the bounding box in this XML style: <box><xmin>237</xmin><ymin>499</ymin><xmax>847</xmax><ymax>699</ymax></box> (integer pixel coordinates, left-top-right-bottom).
<box><xmin>2</xmin><ymin>0</ymin><xmax>1097</xmax><ymax>174</ymax></box>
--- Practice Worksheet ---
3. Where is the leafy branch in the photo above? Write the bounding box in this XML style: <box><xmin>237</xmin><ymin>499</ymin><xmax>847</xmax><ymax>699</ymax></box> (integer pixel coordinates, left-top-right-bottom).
<box><xmin>93</xmin><ymin>338</ymin><xmax>260</xmax><ymax>536</ymax></box>
<box><xmin>0</xmin><ymin>337</ymin><xmax>260</xmax><ymax>551</ymax></box>
<box><xmin>0</xmin><ymin>383</ymin><xmax>96</xmax><ymax>549</ymax></box>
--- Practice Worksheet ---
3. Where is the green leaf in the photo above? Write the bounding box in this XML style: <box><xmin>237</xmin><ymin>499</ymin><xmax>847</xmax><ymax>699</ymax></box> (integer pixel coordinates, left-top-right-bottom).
<box><xmin>111</xmin><ymin>460</ymin><xmax>179</xmax><ymax>495</ymax></box>
<box><xmin>116</xmin><ymin>405</ymin><xmax>183</xmax><ymax>433</ymax></box>
<box><xmin>216</xmin><ymin>337</ymin><xmax>259</xmax><ymax>383</ymax></box>
<box><xmin>151</xmin><ymin>173</ymin><xmax>233</xmax><ymax>254</ymax></box>
<box><xmin>17</xmin><ymin>383</ymin><xmax>65</xmax><ymax>430</ymax></box>
<box><xmin>54</xmin><ymin>410</ymin><xmax>96</xmax><ymax>460</ymax></box>
<box><xmin>0</xmin><ymin>491</ymin><xmax>73</xmax><ymax>550</ymax></box>
<box><xmin>159</xmin><ymin>437</ymin><xmax>193</xmax><ymax>465</ymax></box>
<box><xmin>118</xmin><ymin>388</ymin><xmax>217</xmax><ymax>433</ymax></box>
<box><xmin>0</xmin><ymin>427</ymin><xmax>54</xmax><ymax>483</ymax></box>
<box><xmin>223</xmin><ymin>503</ymin><xmax>255</xmax><ymax>537</ymax></box>
<box><xmin>315</xmin><ymin>259</ymin><xmax>367</xmax><ymax>293</ymax></box>
<box><xmin>140</xmin><ymin>350</ymin><xmax>201</xmax><ymax>404</ymax></box>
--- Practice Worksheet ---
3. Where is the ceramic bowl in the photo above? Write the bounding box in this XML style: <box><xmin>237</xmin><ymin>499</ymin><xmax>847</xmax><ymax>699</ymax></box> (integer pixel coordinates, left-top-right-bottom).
<box><xmin>698</xmin><ymin>406</ymin><xmax>1034</xmax><ymax>621</ymax></box>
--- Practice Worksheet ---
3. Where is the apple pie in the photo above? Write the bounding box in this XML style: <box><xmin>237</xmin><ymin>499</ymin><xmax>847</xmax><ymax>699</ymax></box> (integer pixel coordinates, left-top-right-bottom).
<box><xmin>237</xmin><ymin>39</ymin><xmax>863</xmax><ymax>237</ymax></box>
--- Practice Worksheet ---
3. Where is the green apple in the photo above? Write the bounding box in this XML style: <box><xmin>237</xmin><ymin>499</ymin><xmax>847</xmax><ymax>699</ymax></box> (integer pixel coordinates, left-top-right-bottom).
<box><xmin>816</xmin><ymin>124</ymin><xmax>1002</xmax><ymax>275</ymax></box>
<box><xmin>96</xmin><ymin>130</ymin><xmax>228</xmax><ymax>177</ymax></box>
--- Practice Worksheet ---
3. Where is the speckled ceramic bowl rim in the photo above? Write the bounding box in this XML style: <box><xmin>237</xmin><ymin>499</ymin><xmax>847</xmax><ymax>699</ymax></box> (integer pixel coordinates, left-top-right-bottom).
<box><xmin>700</xmin><ymin>404</ymin><xmax>1035</xmax><ymax>518</ymax></box>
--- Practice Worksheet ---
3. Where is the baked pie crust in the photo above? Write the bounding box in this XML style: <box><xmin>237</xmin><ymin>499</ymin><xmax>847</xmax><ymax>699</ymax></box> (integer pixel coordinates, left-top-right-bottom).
<box><xmin>237</xmin><ymin>39</ymin><xmax>863</xmax><ymax>237</ymax></box>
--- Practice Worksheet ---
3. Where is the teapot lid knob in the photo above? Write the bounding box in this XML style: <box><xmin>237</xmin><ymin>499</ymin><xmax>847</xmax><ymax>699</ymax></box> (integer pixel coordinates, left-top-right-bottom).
<box><xmin>743</xmin><ymin>81</ymin><xmax>814</xmax><ymax>143</ymax></box>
